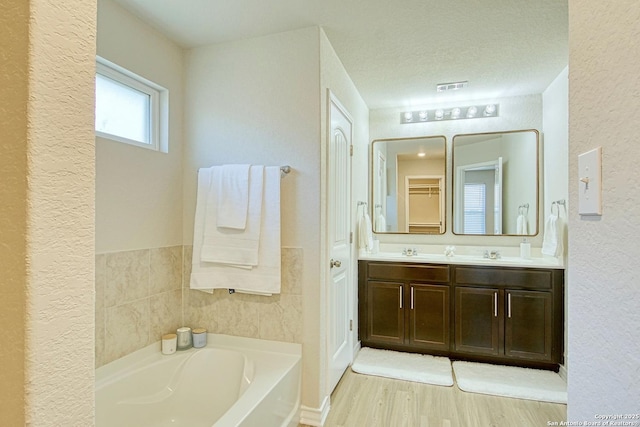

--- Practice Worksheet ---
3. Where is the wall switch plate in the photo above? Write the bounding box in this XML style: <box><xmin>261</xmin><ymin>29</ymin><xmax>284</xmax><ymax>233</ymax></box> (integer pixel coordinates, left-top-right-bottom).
<box><xmin>578</xmin><ymin>147</ymin><xmax>602</xmax><ymax>215</ymax></box>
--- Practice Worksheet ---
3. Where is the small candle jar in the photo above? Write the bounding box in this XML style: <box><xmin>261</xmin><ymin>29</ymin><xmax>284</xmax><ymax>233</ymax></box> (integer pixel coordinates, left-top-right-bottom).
<box><xmin>176</xmin><ymin>327</ymin><xmax>192</xmax><ymax>350</ymax></box>
<box><xmin>192</xmin><ymin>328</ymin><xmax>207</xmax><ymax>348</ymax></box>
<box><xmin>161</xmin><ymin>333</ymin><xmax>177</xmax><ymax>355</ymax></box>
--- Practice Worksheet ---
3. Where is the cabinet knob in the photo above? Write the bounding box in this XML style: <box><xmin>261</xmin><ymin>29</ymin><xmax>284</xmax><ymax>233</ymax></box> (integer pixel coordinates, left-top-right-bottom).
<box><xmin>330</xmin><ymin>259</ymin><xmax>342</xmax><ymax>269</ymax></box>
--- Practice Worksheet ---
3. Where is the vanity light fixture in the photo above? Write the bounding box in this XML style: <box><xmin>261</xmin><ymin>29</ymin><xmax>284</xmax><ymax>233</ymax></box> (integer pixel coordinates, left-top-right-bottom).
<box><xmin>400</xmin><ymin>103</ymin><xmax>500</xmax><ymax>124</ymax></box>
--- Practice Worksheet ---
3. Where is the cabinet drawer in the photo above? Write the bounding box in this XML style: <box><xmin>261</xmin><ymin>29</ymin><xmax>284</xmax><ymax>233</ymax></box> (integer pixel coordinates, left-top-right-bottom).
<box><xmin>368</xmin><ymin>263</ymin><xmax>450</xmax><ymax>283</ymax></box>
<box><xmin>455</xmin><ymin>266</ymin><xmax>552</xmax><ymax>289</ymax></box>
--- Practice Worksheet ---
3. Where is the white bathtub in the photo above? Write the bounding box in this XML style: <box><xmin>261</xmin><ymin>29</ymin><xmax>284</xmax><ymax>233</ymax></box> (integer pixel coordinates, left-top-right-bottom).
<box><xmin>96</xmin><ymin>334</ymin><xmax>301</xmax><ymax>427</ymax></box>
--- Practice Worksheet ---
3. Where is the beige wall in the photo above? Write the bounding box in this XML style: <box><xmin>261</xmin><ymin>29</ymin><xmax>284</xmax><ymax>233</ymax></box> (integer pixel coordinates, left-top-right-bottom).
<box><xmin>0</xmin><ymin>0</ymin><xmax>96</xmax><ymax>424</ymax></box>
<box><xmin>0</xmin><ymin>0</ymin><xmax>29</xmax><ymax>423</ymax></box>
<box><xmin>567</xmin><ymin>0</ymin><xmax>640</xmax><ymax>419</ymax></box>
<box><xmin>96</xmin><ymin>0</ymin><xmax>184</xmax><ymax>253</ymax></box>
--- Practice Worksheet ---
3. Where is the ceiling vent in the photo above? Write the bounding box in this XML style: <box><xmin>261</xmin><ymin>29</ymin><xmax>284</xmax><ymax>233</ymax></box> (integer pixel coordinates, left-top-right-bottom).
<box><xmin>436</xmin><ymin>81</ymin><xmax>468</xmax><ymax>92</ymax></box>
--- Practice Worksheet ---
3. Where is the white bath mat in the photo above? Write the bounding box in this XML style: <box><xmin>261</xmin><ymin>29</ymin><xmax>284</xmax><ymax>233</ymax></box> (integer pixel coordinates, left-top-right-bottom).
<box><xmin>452</xmin><ymin>361</ymin><xmax>567</xmax><ymax>404</ymax></box>
<box><xmin>351</xmin><ymin>347</ymin><xmax>453</xmax><ymax>386</ymax></box>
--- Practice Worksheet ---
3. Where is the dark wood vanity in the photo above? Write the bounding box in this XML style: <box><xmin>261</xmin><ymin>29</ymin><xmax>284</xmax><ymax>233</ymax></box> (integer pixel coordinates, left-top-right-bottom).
<box><xmin>358</xmin><ymin>260</ymin><xmax>564</xmax><ymax>370</ymax></box>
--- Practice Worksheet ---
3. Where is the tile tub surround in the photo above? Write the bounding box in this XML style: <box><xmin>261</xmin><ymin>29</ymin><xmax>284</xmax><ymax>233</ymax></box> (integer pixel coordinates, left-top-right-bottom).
<box><xmin>95</xmin><ymin>246</ymin><xmax>184</xmax><ymax>367</ymax></box>
<box><xmin>184</xmin><ymin>246</ymin><xmax>304</xmax><ymax>344</ymax></box>
<box><xmin>96</xmin><ymin>246</ymin><xmax>304</xmax><ymax>367</ymax></box>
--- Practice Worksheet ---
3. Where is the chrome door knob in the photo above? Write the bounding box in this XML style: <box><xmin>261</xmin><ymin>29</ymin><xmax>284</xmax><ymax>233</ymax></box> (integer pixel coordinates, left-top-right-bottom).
<box><xmin>330</xmin><ymin>259</ymin><xmax>342</xmax><ymax>268</ymax></box>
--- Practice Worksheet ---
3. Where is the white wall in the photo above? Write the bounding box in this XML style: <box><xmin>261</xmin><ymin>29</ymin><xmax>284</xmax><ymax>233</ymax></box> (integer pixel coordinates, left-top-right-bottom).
<box><xmin>320</xmin><ymin>28</ymin><xmax>370</xmax><ymax>412</ymax></box>
<box><xmin>568</xmin><ymin>0</ymin><xmax>640</xmax><ymax>419</ymax></box>
<box><xmin>96</xmin><ymin>0</ymin><xmax>184</xmax><ymax>253</ymax></box>
<box><xmin>371</xmin><ymin>94</ymin><xmax>543</xmax><ymax>248</ymax></box>
<box><xmin>543</xmin><ymin>66</ymin><xmax>569</xmax><ymax>376</ymax></box>
<box><xmin>0</xmin><ymin>0</ymin><xmax>96</xmax><ymax>424</ymax></box>
<box><xmin>183</xmin><ymin>26</ymin><xmax>324</xmax><ymax>410</ymax></box>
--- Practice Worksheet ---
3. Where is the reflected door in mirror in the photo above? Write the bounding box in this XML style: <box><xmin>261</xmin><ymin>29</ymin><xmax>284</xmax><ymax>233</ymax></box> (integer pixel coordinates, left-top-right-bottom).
<box><xmin>452</xmin><ymin>130</ymin><xmax>538</xmax><ymax>236</ymax></box>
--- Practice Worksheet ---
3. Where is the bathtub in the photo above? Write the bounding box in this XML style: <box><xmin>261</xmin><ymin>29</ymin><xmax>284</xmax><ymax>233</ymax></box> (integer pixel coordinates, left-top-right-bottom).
<box><xmin>95</xmin><ymin>334</ymin><xmax>301</xmax><ymax>427</ymax></box>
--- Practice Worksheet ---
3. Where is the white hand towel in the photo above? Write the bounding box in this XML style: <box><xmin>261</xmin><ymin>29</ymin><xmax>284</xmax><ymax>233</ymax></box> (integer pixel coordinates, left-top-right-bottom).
<box><xmin>516</xmin><ymin>214</ymin><xmax>529</xmax><ymax>235</ymax></box>
<box><xmin>375</xmin><ymin>213</ymin><xmax>387</xmax><ymax>232</ymax></box>
<box><xmin>541</xmin><ymin>214</ymin><xmax>563</xmax><ymax>257</ymax></box>
<box><xmin>217</xmin><ymin>164</ymin><xmax>251</xmax><ymax>230</ymax></box>
<box><xmin>359</xmin><ymin>213</ymin><xmax>374</xmax><ymax>252</ymax></box>
<box><xmin>191</xmin><ymin>166</ymin><xmax>281</xmax><ymax>295</ymax></box>
<box><xmin>200</xmin><ymin>165</ymin><xmax>264</xmax><ymax>267</ymax></box>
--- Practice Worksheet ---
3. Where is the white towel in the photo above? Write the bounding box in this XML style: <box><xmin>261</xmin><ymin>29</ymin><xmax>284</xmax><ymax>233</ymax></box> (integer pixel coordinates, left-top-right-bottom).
<box><xmin>359</xmin><ymin>212</ymin><xmax>374</xmax><ymax>252</ymax></box>
<box><xmin>200</xmin><ymin>165</ymin><xmax>264</xmax><ymax>267</ymax></box>
<box><xmin>516</xmin><ymin>214</ymin><xmax>529</xmax><ymax>235</ymax></box>
<box><xmin>541</xmin><ymin>214</ymin><xmax>564</xmax><ymax>257</ymax></box>
<box><xmin>375</xmin><ymin>213</ymin><xmax>387</xmax><ymax>232</ymax></box>
<box><xmin>191</xmin><ymin>166</ymin><xmax>281</xmax><ymax>295</ymax></box>
<box><xmin>217</xmin><ymin>164</ymin><xmax>251</xmax><ymax>230</ymax></box>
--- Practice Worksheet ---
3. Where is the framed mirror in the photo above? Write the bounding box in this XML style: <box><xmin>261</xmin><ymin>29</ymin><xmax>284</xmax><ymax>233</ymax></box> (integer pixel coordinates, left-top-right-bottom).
<box><xmin>452</xmin><ymin>129</ymin><xmax>539</xmax><ymax>236</ymax></box>
<box><xmin>371</xmin><ymin>136</ymin><xmax>446</xmax><ymax>234</ymax></box>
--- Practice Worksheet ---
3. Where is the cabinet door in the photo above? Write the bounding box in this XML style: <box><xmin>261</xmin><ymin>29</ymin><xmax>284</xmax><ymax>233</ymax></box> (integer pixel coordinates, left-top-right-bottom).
<box><xmin>409</xmin><ymin>284</ymin><xmax>450</xmax><ymax>351</ymax></box>
<box><xmin>505</xmin><ymin>290</ymin><xmax>552</xmax><ymax>361</ymax></box>
<box><xmin>455</xmin><ymin>287</ymin><xmax>500</xmax><ymax>355</ymax></box>
<box><xmin>367</xmin><ymin>281</ymin><xmax>404</xmax><ymax>344</ymax></box>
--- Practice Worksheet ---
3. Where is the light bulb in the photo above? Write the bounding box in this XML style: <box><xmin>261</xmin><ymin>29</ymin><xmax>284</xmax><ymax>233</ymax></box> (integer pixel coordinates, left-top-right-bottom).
<box><xmin>451</xmin><ymin>107</ymin><xmax>461</xmax><ymax>119</ymax></box>
<box><xmin>404</xmin><ymin>112</ymin><xmax>413</xmax><ymax>122</ymax></box>
<box><xmin>484</xmin><ymin>104</ymin><xmax>496</xmax><ymax>116</ymax></box>
<box><xmin>418</xmin><ymin>111</ymin><xmax>428</xmax><ymax>121</ymax></box>
<box><xmin>435</xmin><ymin>109</ymin><xmax>444</xmax><ymax>120</ymax></box>
<box><xmin>466</xmin><ymin>106</ymin><xmax>478</xmax><ymax>118</ymax></box>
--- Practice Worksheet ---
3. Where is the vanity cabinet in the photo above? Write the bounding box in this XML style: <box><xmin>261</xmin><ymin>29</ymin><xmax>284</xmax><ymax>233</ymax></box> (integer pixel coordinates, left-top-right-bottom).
<box><xmin>454</xmin><ymin>265</ymin><xmax>559</xmax><ymax>364</ymax></box>
<box><xmin>359</xmin><ymin>262</ymin><xmax>451</xmax><ymax>353</ymax></box>
<box><xmin>358</xmin><ymin>260</ymin><xmax>564</xmax><ymax>369</ymax></box>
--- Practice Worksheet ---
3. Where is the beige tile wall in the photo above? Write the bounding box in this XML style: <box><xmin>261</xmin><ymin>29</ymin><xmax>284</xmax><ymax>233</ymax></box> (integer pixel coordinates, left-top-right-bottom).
<box><xmin>96</xmin><ymin>245</ymin><xmax>303</xmax><ymax>367</ymax></box>
<box><xmin>184</xmin><ymin>246</ymin><xmax>303</xmax><ymax>344</ymax></box>
<box><xmin>95</xmin><ymin>246</ymin><xmax>183</xmax><ymax>367</ymax></box>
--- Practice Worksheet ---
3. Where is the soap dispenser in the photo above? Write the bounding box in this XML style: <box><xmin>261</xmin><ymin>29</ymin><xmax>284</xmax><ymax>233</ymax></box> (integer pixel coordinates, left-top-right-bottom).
<box><xmin>520</xmin><ymin>238</ymin><xmax>531</xmax><ymax>259</ymax></box>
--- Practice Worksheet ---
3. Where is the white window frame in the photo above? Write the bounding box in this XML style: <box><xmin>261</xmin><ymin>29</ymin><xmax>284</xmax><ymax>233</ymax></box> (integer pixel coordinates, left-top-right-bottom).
<box><xmin>95</xmin><ymin>56</ymin><xmax>168</xmax><ymax>152</ymax></box>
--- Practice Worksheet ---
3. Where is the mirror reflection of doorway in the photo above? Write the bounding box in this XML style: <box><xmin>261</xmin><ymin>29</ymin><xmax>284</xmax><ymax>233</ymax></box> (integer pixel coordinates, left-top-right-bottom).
<box><xmin>403</xmin><ymin>175</ymin><xmax>444</xmax><ymax>233</ymax></box>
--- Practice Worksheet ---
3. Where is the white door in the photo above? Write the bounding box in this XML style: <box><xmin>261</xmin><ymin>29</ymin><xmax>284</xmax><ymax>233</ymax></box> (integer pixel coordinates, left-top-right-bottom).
<box><xmin>327</xmin><ymin>93</ymin><xmax>352</xmax><ymax>394</ymax></box>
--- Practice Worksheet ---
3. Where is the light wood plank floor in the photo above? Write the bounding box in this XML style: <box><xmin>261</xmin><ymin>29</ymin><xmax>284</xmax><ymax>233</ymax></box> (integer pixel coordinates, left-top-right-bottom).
<box><xmin>318</xmin><ymin>368</ymin><xmax>566</xmax><ymax>427</ymax></box>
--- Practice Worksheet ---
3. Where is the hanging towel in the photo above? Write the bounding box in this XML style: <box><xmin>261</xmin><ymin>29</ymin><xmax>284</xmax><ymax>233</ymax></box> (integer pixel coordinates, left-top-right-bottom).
<box><xmin>375</xmin><ymin>213</ymin><xmax>387</xmax><ymax>233</ymax></box>
<box><xmin>217</xmin><ymin>164</ymin><xmax>251</xmax><ymax>230</ymax></box>
<box><xmin>541</xmin><ymin>214</ymin><xmax>564</xmax><ymax>257</ymax></box>
<box><xmin>200</xmin><ymin>165</ymin><xmax>264</xmax><ymax>267</ymax></box>
<box><xmin>516</xmin><ymin>214</ymin><xmax>529</xmax><ymax>235</ymax></box>
<box><xmin>191</xmin><ymin>166</ymin><xmax>281</xmax><ymax>295</ymax></box>
<box><xmin>359</xmin><ymin>212</ymin><xmax>374</xmax><ymax>252</ymax></box>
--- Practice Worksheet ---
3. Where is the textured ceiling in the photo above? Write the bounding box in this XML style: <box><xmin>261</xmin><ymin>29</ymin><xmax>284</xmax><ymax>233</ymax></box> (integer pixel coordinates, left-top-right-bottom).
<box><xmin>111</xmin><ymin>0</ymin><xmax>568</xmax><ymax>109</ymax></box>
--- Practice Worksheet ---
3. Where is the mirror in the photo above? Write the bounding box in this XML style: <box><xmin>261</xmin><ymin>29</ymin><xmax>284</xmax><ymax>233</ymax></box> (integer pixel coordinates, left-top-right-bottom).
<box><xmin>452</xmin><ymin>129</ymin><xmax>539</xmax><ymax>235</ymax></box>
<box><xmin>371</xmin><ymin>136</ymin><xmax>446</xmax><ymax>234</ymax></box>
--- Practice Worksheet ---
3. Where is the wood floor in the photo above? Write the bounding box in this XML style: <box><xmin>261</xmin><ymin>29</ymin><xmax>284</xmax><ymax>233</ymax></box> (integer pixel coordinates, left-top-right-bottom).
<box><xmin>319</xmin><ymin>368</ymin><xmax>567</xmax><ymax>427</ymax></box>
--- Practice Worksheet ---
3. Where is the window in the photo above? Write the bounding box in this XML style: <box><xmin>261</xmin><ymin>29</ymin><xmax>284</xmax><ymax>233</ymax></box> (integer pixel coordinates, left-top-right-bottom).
<box><xmin>463</xmin><ymin>183</ymin><xmax>486</xmax><ymax>234</ymax></box>
<box><xmin>95</xmin><ymin>57</ymin><xmax>168</xmax><ymax>152</ymax></box>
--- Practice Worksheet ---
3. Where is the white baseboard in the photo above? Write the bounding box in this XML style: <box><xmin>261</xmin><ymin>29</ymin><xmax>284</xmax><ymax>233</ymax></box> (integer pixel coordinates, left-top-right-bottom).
<box><xmin>558</xmin><ymin>363</ymin><xmax>568</xmax><ymax>382</ymax></box>
<box><xmin>299</xmin><ymin>395</ymin><xmax>330</xmax><ymax>426</ymax></box>
<box><xmin>352</xmin><ymin>340</ymin><xmax>361</xmax><ymax>362</ymax></box>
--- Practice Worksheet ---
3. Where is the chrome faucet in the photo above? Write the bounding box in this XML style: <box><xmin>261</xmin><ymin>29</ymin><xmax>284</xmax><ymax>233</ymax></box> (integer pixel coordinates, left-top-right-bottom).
<box><xmin>402</xmin><ymin>248</ymin><xmax>418</xmax><ymax>256</ymax></box>
<box><xmin>483</xmin><ymin>250</ymin><xmax>501</xmax><ymax>259</ymax></box>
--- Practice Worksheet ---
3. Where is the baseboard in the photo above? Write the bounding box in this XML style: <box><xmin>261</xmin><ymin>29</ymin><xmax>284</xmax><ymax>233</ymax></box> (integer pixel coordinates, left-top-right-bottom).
<box><xmin>352</xmin><ymin>340</ymin><xmax>361</xmax><ymax>361</ymax></box>
<box><xmin>299</xmin><ymin>395</ymin><xmax>330</xmax><ymax>426</ymax></box>
<box><xmin>558</xmin><ymin>363</ymin><xmax>568</xmax><ymax>382</ymax></box>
